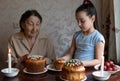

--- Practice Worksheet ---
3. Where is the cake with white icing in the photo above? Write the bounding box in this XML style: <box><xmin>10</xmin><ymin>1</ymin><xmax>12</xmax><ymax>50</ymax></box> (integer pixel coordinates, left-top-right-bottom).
<box><xmin>25</xmin><ymin>55</ymin><xmax>46</xmax><ymax>73</ymax></box>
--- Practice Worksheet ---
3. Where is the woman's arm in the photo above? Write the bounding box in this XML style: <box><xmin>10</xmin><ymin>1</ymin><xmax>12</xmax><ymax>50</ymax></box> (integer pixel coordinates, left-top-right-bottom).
<box><xmin>45</xmin><ymin>38</ymin><xmax>56</xmax><ymax>64</ymax></box>
<box><xmin>8</xmin><ymin>36</ymin><xmax>25</xmax><ymax>65</ymax></box>
<box><xmin>82</xmin><ymin>41</ymin><xmax>105</xmax><ymax>67</ymax></box>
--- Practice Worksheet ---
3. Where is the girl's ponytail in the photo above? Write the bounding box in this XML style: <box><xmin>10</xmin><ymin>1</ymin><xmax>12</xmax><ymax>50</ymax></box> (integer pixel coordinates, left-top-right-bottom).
<box><xmin>76</xmin><ymin>0</ymin><xmax>98</xmax><ymax>29</ymax></box>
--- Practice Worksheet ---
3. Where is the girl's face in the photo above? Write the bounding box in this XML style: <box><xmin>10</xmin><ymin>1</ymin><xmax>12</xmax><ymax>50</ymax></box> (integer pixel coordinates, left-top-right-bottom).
<box><xmin>76</xmin><ymin>11</ymin><xmax>95</xmax><ymax>32</ymax></box>
<box><xmin>22</xmin><ymin>16</ymin><xmax>41</xmax><ymax>38</ymax></box>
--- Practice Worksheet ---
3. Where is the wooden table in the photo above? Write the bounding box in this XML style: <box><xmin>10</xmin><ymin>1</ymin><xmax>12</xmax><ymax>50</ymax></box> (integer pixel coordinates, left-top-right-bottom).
<box><xmin>0</xmin><ymin>62</ymin><xmax>120</xmax><ymax>81</ymax></box>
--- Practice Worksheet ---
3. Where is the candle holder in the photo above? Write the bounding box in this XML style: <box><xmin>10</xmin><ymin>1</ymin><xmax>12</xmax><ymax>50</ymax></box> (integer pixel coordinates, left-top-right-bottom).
<box><xmin>1</xmin><ymin>68</ymin><xmax>19</xmax><ymax>77</ymax></box>
<box><xmin>92</xmin><ymin>71</ymin><xmax>111</xmax><ymax>80</ymax></box>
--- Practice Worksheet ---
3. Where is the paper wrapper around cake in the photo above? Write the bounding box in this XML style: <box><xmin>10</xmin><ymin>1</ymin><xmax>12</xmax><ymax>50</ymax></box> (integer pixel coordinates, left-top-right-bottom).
<box><xmin>61</xmin><ymin>59</ymin><xmax>85</xmax><ymax>81</ymax></box>
<box><xmin>25</xmin><ymin>55</ymin><xmax>46</xmax><ymax>73</ymax></box>
<box><xmin>54</xmin><ymin>59</ymin><xmax>65</xmax><ymax>70</ymax></box>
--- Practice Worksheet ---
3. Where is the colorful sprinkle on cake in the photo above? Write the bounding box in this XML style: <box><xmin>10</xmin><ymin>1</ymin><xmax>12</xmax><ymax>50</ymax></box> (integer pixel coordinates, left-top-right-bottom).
<box><xmin>65</xmin><ymin>59</ymin><xmax>81</xmax><ymax>67</ymax></box>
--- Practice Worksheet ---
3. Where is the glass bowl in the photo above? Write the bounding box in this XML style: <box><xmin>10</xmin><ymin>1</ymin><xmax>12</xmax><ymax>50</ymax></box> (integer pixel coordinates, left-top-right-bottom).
<box><xmin>1</xmin><ymin>68</ymin><xmax>19</xmax><ymax>77</ymax></box>
<box><xmin>92</xmin><ymin>71</ymin><xmax>111</xmax><ymax>80</ymax></box>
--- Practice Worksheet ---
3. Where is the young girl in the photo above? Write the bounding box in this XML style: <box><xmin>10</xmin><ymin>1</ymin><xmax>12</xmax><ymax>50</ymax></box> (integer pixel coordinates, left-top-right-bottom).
<box><xmin>61</xmin><ymin>0</ymin><xmax>105</xmax><ymax>67</ymax></box>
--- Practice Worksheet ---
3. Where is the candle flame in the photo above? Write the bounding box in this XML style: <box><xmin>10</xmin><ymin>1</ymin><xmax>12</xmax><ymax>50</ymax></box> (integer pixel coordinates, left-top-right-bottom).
<box><xmin>9</xmin><ymin>49</ymin><xmax>11</xmax><ymax>54</ymax></box>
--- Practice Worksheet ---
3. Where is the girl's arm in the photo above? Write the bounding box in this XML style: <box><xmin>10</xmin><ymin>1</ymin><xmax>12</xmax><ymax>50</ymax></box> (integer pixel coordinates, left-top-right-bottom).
<box><xmin>82</xmin><ymin>41</ymin><xmax>105</xmax><ymax>67</ymax></box>
<box><xmin>61</xmin><ymin>37</ymin><xmax>76</xmax><ymax>61</ymax></box>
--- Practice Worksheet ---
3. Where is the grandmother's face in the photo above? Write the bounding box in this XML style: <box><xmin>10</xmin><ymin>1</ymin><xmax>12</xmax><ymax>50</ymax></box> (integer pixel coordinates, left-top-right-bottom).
<box><xmin>22</xmin><ymin>16</ymin><xmax>41</xmax><ymax>38</ymax></box>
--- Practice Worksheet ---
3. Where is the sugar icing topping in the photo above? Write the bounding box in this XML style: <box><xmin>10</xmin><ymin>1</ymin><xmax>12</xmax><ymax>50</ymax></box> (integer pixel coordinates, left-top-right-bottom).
<box><xmin>28</xmin><ymin>55</ymin><xmax>42</xmax><ymax>60</ymax></box>
<box><xmin>65</xmin><ymin>59</ymin><xmax>81</xmax><ymax>67</ymax></box>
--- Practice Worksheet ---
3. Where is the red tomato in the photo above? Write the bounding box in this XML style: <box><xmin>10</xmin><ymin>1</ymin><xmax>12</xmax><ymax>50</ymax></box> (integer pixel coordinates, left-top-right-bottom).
<box><xmin>104</xmin><ymin>61</ymin><xmax>110</xmax><ymax>67</ymax></box>
<box><xmin>110</xmin><ymin>63</ymin><xmax>115</xmax><ymax>67</ymax></box>
<box><xmin>109</xmin><ymin>60</ymin><xmax>114</xmax><ymax>65</ymax></box>
<box><xmin>106</xmin><ymin>67</ymin><xmax>113</xmax><ymax>71</ymax></box>
<box><xmin>112</xmin><ymin>66</ymin><xmax>117</xmax><ymax>71</ymax></box>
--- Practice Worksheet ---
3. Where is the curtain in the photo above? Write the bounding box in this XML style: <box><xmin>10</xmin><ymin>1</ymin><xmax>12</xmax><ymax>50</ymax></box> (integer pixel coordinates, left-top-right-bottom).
<box><xmin>108</xmin><ymin>0</ymin><xmax>117</xmax><ymax>62</ymax></box>
<box><xmin>101</xmin><ymin>0</ymin><xmax>114</xmax><ymax>60</ymax></box>
<box><xmin>101</xmin><ymin>0</ymin><xmax>120</xmax><ymax>64</ymax></box>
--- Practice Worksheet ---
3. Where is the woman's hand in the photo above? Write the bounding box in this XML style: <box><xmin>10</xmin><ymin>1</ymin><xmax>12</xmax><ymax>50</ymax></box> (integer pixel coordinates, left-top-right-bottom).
<box><xmin>21</xmin><ymin>54</ymin><xmax>30</xmax><ymax>66</ymax></box>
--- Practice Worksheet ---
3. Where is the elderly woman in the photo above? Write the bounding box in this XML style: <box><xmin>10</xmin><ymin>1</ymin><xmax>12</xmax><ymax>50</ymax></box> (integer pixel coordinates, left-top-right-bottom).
<box><xmin>8</xmin><ymin>10</ymin><xmax>55</xmax><ymax>64</ymax></box>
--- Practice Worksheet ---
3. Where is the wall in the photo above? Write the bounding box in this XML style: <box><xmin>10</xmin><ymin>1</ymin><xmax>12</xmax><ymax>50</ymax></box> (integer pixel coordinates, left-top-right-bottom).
<box><xmin>0</xmin><ymin>0</ymin><xmax>101</xmax><ymax>61</ymax></box>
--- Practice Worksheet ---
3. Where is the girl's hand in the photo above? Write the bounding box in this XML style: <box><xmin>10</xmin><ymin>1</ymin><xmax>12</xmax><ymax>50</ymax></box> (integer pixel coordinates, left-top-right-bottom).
<box><xmin>56</xmin><ymin>56</ymin><xmax>68</xmax><ymax>62</ymax></box>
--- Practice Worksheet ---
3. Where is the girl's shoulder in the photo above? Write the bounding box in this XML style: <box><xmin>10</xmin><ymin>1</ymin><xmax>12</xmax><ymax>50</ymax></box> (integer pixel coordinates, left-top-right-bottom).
<box><xmin>93</xmin><ymin>30</ymin><xmax>105</xmax><ymax>44</ymax></box>
<box><xmin>74</xmin><ymin>30</ymin><xmax>82</xmax><ymax>38</ymax></box>
<box><xmin>94</xmin><ymin>30</ymin><xmax>104</xmax><ymax>38</ymax></box>
<box><xmin>75</xmin><ymin>30</ymin><xmax>82</xmax><ymax>34</ymax></box>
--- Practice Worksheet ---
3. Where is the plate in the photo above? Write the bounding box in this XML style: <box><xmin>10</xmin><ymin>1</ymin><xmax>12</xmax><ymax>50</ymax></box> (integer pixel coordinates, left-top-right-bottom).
<box><xmin>23</xmin><ymin>68</ymin><xmax>47</xmax><ymax>74</ymax></box>
<box><xmin>94</xmin><ymin>64</ymin><xmax>120</xmax><ymax>74</ymax></box>
<box><xmin>60</xmin><ymin>76</ymin><xmax>87</xmax><ymax>81</ymax></box>
<box><xmin>46</xmin><ymin>64</ymin><xmax>61</xmax><ymax>71</ymax></box>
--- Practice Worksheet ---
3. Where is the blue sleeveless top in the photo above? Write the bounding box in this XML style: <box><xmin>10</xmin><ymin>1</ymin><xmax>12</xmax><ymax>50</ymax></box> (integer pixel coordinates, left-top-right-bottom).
<box><xmin>73</xmin><ymin>30</ymin><xmax>105</xmax><ymax>61</ymax></box>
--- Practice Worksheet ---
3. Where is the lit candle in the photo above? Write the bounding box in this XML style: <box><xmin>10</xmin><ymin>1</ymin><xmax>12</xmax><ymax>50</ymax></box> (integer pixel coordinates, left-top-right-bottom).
<box><xmin>8</xmin><ymin>49</ymin><xmax>12</xmax><ymax>73</ymax></box>
<box><xmin>100</xmin><ymin>56</ymin><xmax>104</xmax><ymax>76</ymax></box>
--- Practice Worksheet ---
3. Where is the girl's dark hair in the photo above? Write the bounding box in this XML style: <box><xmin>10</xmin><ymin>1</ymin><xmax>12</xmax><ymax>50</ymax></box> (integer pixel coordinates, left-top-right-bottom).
<box><xmin>19</xmin><ymin>10</ymin><xmax>42</xmax><ymax>32</ymax></box>
<box><xmin>76</xmin><ymin>0</ymin><xmax>98</xmax><ymax>29</ymax></box>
